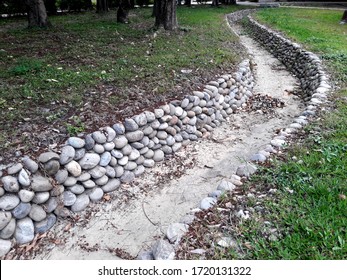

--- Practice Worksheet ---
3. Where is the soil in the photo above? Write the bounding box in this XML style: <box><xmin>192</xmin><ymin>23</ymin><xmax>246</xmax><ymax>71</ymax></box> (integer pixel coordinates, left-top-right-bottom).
<box><xmin>2</xmin><ymin>20</ymin><xmax>307</xmax><ymax>260</ymax></box>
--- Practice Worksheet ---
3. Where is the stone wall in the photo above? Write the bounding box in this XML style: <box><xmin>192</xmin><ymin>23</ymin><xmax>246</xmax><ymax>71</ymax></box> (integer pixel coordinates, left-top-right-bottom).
<box><xmin>0</xmin><ymin>59</ymin><xmax>255</xmax><ymax>256</ymax></box>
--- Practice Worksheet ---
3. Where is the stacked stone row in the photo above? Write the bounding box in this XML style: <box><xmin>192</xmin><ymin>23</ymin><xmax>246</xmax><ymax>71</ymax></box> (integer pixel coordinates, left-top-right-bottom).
<box><xmin>0</xmin><ymin>59</ymin><xmax>254</xmax><ymax>257</ymax></box>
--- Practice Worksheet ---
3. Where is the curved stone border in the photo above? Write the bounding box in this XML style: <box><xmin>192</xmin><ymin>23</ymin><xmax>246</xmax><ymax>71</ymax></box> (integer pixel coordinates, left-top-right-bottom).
<box><xmin>136</xmin><ymin>10</ymin><xmax>332</xmax><ymax>260</ymax></box>
<box><xmin>0</xmin><ymin>58</ymin><xmax>255</xmax><ymax>257</ymax></box>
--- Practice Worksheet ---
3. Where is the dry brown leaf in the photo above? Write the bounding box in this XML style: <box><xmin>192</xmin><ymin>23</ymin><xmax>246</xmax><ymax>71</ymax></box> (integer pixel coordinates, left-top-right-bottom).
<box><xmin>103</xmin><ymin>194</ymin><xmax>111</xmax><ymax>201</ymax></box>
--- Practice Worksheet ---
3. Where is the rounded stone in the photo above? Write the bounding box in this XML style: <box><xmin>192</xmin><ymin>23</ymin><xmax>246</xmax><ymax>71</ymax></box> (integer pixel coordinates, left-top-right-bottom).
<box><xmin>89</xmin><ymin>188</ymin><xmax>104</xmax><ymax>202</ymax></box>
<box><xmin>120</xmin><ymin>171</ymin><xmax>135</xmax><ymax>183</ymax></box>
<box><xmin>22</xmin><ymin>156</ymin><xmax>39</xmax><ymax>174</ymax></box>
<box><xmin>103</xmin><ymin>142</ymin><xmax>115</xmax><ymax>151</ymax></box>
<box><xmin>0</xmin><ymin>218</ymin><xmax>16</xmax><ymax>239</ymax></box>
<box><xmin>7</xmin><ymin>163</ymin><xmax>23</xmax><ymax>175</ymax></box>
<box><xmin>31</xmin><ymin>175</ymin><xmax>53</xmax><ymax>192</ymax></box>
<box><xmin>0</xmin><ymin>187</ymin><xmax>4</xmax><ymax>197</ymax></box>
<box><xmin>82</xmin><ymin>180</ymin><xmax>96</xmax><ymax>189</ymax></box>
<box><xmin>172</xmin><ymin>143</ymin><xmax>182</xmax><ymax>152</ymax></box>
<box><xmin>153</xmin><ymin>150</ymin><xmax>165</xmax><ymax>162</ymax></box>
<box><xmin>12</xmin><ymin>202</ymin><xmax>31</xmax><ymax>219</ymax></box>
<box><xmin>38</xmin><ymin>152</ymin><xmax>60</xmax><ymax>163</ymax></box>
<box><xmin>65</xmin><ymin>160</ymin><xmax>82</xmax><ymax>177</ymax></box>
<box><xmin>217</xmin><ymin>180</ymin><xmax>236</xmax><ymax>192</ymax></box>
<box><xmin>2</xmin><ymin>176</ymin><xmax>19</xmax><ymax>192</ymax></box>
<box><xmin>92</xmin><ymin>131</ymin><xmax>107</xmax><ymax>144</ymax></box>
<box><xmin>0</xmin><ymin>195</ymin><xmax>20</xmax><ymax>210</ymax></box>
<box><xmin>105</xmin><ymin>126</ymin><xmax>116</xmax><ymax>142</ymax></box>
<box><xmin>114</xmin><ymin>135</ymin><xmax>128</xmax><ymax>149</ymax></box>
<box><xmin>68</xmin><ymin>184</ymin><xmax>85</xmax><ymax>195</ymax></box>
<box><xmin>29</xmin><ymin>204</ymin><xmax>47</xmax><ymax>222</ymax></box>
<box><xmin>89</xmin><ymin>166</ymin><xmax>106</xmax><ymax>179</ymax></box>
<box><xmin>100</xmin><ymin>152</ymin><xmax>112</xmax><ymax>166</ymax></box>
<box><xmin>126</xmin><ymin>131</ymin><xmax>144</xmax><ymax>143</ymax></box>
<box><xmin>143</xmin><ymin>159</ymin><xmax>155</xmax><ymax>168</ymax></box>
<box><xmin>85</xmin><ymin>134</ymin><xmax>95</xmax><ymax>150</ymax></box>
<box><xmin>121</xmin><ymin>144</ymin><xmax>132</xmax><ymax>156</ymax></box>
<box><xmin>124</xmin><ymin>161</ymin><xmax>137</xmax><ymax>171</ymax></box>
<box><xmin>111</xmin><ymin>149</ymin><xmax>123</xmax><ymax>159</ymax></box>
<box><xmin>79</xmin><ymin>153</ymin><xmax>101</xmax><ymax>169</ymax></box>
<box><xmin>109</xmin><ymin>157</ymin><xmax>118</xmax><ymax>167</ymax></box>
<box><xmin>105</xmin><ymin>166</ymin><xmax>116</xmax><ymax>178</ymax></box>
<box><xmin>144</xmin><ymin>149</ymin><xmax>154</xmax><ymax>159</ymax></box>
<box><xmin>129</xmin><ymin>149</ymin><xmax>140</xmax><ymax>161</ymax></box>
<box><xmin>76</xmin><ymin>172</ymin><xmax>91</xmax><ymax>182</ymax></box>
<box><xmin>62</xmin><ymin>191</ymin><xmax>77</xmax><ymax>207</ymax></box>
<box><xmin>124</xmin><ymin>118</ymin><xmax>139</xmax><ymax>132</ymax></box>
<box><xmin>166</xmin><ymin>223</ymin><xmax>189</xmax><ymax>243</ymax></box>
<box><xmin>34</xmin><ymin>214</ymin><xmax>57</xmax><ymax>234</ymax></box>
<box><xmin>271</xmin><ymin>139</ymin><xmax>286</xmax><ymax>148</ymax></box>
<box><xmin>144</xmin><ymin>111</ymin><xmax>156</xmax><ymax>122</ymax></box>
<box><xmin>32</xmin><ymin>192</ymin><xmax>50</xmax><ymax>204</ymax></box>
<box><xmin>67</xmin><ymin>137</ymin><xmax>85</xmax><ymax>149</ymax></box>
<box><xmin>101</xmin><ymin>179</ymin><xmax>121</xmax><ymax>193</ymax></box>
<box><xmin>134</xmin><ymin>113</ymin><xmax>147</xmax><ymax>126</ymax></box>
<box><xmin>71</xmin><ymin>194</ymin><xmax>90</xmax><ymax>212</ymax></box>
<box><xmin>44</xmin><ymin>160</ymin><xmax>60</xmax><ymax>176</ymax></box>
<box><xmin>0</xmin><ymin>211</ymin><xmax>12</xmax><ymax>230</ymax></box>
<box><xmin>250</xmin><ymin>153</ymin><xmax>267</xmax><ymax>162</ymax></box>
<box><xmin>18</xmin><ymin>190</ymin><xmax>35</xmax><ymax>203</ymax></box>
<box><xmin>200</xmin><ymin>197</ymin><xmax>217</xmax><ymax>210</ymax></box>
<box><xmin>118</xmin><ymin>156</ymin><xmax>129</xmax><ymax>166</ymax></box>
<box><xmin>15</xmin><ymin>217</ymin><xmax>35</xmax><ymax>245</ymax></box>
<box><xmin>93</xmin><ymin>144</ymin><xmax>105</xmax><ymax>154</ymax></box>
<box><xmin>157</xmin><ymin>131</ymin><xmax>168</xmax><ymax>140</ymax></box>
<box><xmin>0</xmin><ymin>239</ymin><xmax>12</xmax><ymax>257</ymax></box>
<box><xmin>63</xmin><ymin>176</ymin><xmax>77</xmax><ymax>187</ymax></box>
<box><xmin>154</xmin><ymin>108</ymin><xmax>164</xmax><ymax>118</ymax></box>
<box><xmin>113</xmin><ymin>123</ymin><xmax>125</xmax><ymax>135</ymax></box>
<box><xmin>134</xmin><ymin>165</ymin><xmax>145</xmax><ymax>177</ymax></box>
<box><xmin>95</xmin><ymin>175</ymin><xmax>109</xmax><ymax>186</ymax></box>
<box><xmin>55</xmin><ymin>169</ymin><xmax>68</xmax><ymax>184</ymax></box>
<box><xmin>60</xmin><ymin>145</ymin><xmax>76</xmax><ymax>165</ymax></box>
<box><xmin>115</xmin><ymin>166</ymin><xmax>124</xmax><ymax>177</ymax></box>
<box><xmin>18</xmin><ymin>169</ymin><xmax>31</xmax><ymax>187</ymax></box>
<box><xmin>44</xmin><ymin>197</ymin><xmax>58</xmax><ymax>213</ymax></box>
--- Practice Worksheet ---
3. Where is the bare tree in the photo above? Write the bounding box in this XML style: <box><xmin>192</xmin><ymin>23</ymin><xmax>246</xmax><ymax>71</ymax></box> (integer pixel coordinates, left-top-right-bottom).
<box><xmin>25</xmin><ymin>0</ymin><xmax>50</xmax><ymax>28</ymax></box>
<box><xmin>154</xmin><ymin>0</ymin><xmax>178</xmax><ymax>30</ymax></box>
<box><xmin>117</xmin><ymin>0</ymin><xmax>131</xmax><ymax>23</ymax></box>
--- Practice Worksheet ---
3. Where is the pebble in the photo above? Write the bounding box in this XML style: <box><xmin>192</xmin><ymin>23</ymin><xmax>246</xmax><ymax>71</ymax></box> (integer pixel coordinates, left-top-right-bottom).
<box><xmin>200</xmin><ymin>197</ymin><xmax>217</xmax><ymax>210</ymax></box>
<box><xmin>44</xmin><ymin>197</ymin><xmax>58</xmax><ymax>213</ymax></box>
<box><xmin>68</xmin><ymin>184</ymin><xmax>85</xmax><ymax>195</ymax></box>
<box><xmin>7</xmin><ymin>163</ymin><xmax>23</xmax><ymax>175</ymax></box>
<box><xmin>67</xmin><ymin>137</ymin><xmax>85</xmax><ymax>149</ymax></box>
<box><xmin>60</xmin><ymin>145</ymin><xmax>75</xmax><ymax>165</ymax></box>
<box><xmin>0</xmin><ymin>195</ymin><xmax>20</xmax><ymax>210</ymax></box>
<box><xmin>62</xmin><ymin>191</ymin><xmax>77</xmax><ymax>207</ymax></box>
<box><xmin>143</xmin><ymin>159</ymin><xmax>155</xmax><ymax>168</ymax></box>
<box><xmin>133</xmin><ymin>113</ymin><xmax>147</xmax><ymax>126</ymax></box>
<box><xmin>105</xmin><ymin>126</ymin><xmax>116</xmax><ymax>142</ymax></box>
<box><xmin>0</xmin><ymin>211</ymin><xmax>12</xmax><ymax>230</ymax></box>
<box><xmin>34</xmin><ymin>214</ymin><xmax>57</xmax><ymax>234</ymax></box>
<box><xmin>122</xmin><ymin>144</ymin><xmax>132</xmax><ymax>156</ymax></box>
<box><xmin>44</xmin><ymin>160</ymin><xmax>60</xmax><ymax>175</ymax></box>
<box><xmin>32</xmin><ymin>192</ymin><xmax>50</xmax><ymax>204</ymax></box>
<box><xmin>118</xmin><ymin>156</ymin><xmax>129</xmax><ymax>166</ymax></box>
<box><xmin>93</xmin><ymin>144</ymin><xmax>105</xmax><ymax>154</ymax></box>
<box><xmin>89</xmin><ymin>188</ymin><xmax>104</xmax><ymax>202</ymax></box>
<box><xmin>18</xmin><ymin>169</ymin><xmax>31</xmax><ymax>187</ymax></box>
<box><xmin>120</xmin><ymin>171</ymin><xmax>135</xmax><ymax>183</ymax></box>
<box><xmin>154</xmin><ymin>108</ymin><xmax>164</xmax><ymax>118</ymax></box>
<box><xmin>65</xmin><ymin>160</ymin><xmax>82</xmax><ymax>177</ymax></box>
<box><xmin>129</xmin><ymin>149</ymin><xmax>140</xmax><ymax>161</ymax></box>
<box><xmin>152</xmin><ymin>239</ymin><xmax>175</xmax><ymax>260</ymax></box>
<box><xmin>15</xmin><ymin>217</ymin><xmax>35</xmax><ymax>244</ymax></box>
<box><xmin>2</xmin><ymin>176</ymin><xmax>19</xmax><ymax>192</ymax></box>
<box><xmin>153</xmin><ymin>150</ymin><xmax>164</xmax><ymax>162</ymax></box>
<box><xmin>271</xmin><ymin>139</ymin><xmax>286</xmax><ymax>148</ymax></box>
<box><xmin>55</xmin><ymin>169</ymin><xmax>68</xmax><ymax>184</ymax></box>
<box><xmin>114</xmin><ymin>166</ymin><xmax>124</xmax><ymax>177</ymax></box>
<box><xmin>71</xmin><ymin>194</ymin><xmax>90</xmax><ymax>212</ymax></box>
<box><xmin>92</xmin><ymin>131</ymin><xmax>107</xmax><ymax>144</ymax></box>
<box><xmin>113</xmin><ymin>123</ymin><xmax>125</xmax><ymax>135</ymax></box>
<box><xmin>236</xmin><ymin>162</ymin><xmax>258</xmax><ymax>177</ymax></box>
<box><xmin>79</xmin><ymin>153</ymin><xmax>101</xmax><ymax>169</ymax></box>
<box><xmin>82</xmin><ymin>179</ymin><xmax>96</xmax><ymax>189</ymax></box>
<box><xmin>114</xmin><ymin>135</ymin><xmax>128</xmax><ymax>149</ymax></box>
<box><xmin>134</xmin><ymin>165</ymin><xmax>145</xmax><ymax>177</ymax></box>
<box><xmin>100</xmin><ymin>152</ymin><xmax>111</xmax><ymax>166</ymax></box>
<box><xmin>22</xmin><ymin>156</ymin><xmax>38</xmax><ymax>173</ymax></box>
<box><xmin>126</xmin><ymin>131</ymin><xmax>144</xmax><ymax>143</ymax></box>
<box><xmin>101</xmin><ymin>179</ymin><xmax>121</xmax><ymax>193</ymax></box>
<box><xmin>166</xmin><ymin>223</ymin><xmax>189</xmax><ymax>243</ymax></box>
<box><xmin>105</xmin><ymin>166</ymin><xmax>116</xmax><ymax>178</ymax></box>
<box><xmin>85</xmin><ymin>134</ymin><xmax>95</xmax><ymax>150</ymax></box>
<box><xmin>29</xmin><ymin>204</ymin><xmax>47</xmax><ymax>222</ymax></box>
<box><xmin>124</xmin><ymin>118</ymin><xmax>139</xmax><ymax>132</ymax></box>
<box><xmin>95</xmin><ymin>175</ymin><xmax>108</xmax><ymax>186</ymax></box>
<box><xmin>0</xmin><ymin>218</ymin><xmax>16</xmax><ymax>239</ymax></box>
<box><xmin>12</xmin><ymin>202</ymin><xmax>31</xmax><ymax>219</ymax></box>
<box><xmin>0</xmin><ymin>239</ymin><xmax>11</xmax><ymax>257</ymax></box>
<box><xmin>76</xmin><ymin>172</ymin><xmax>91</xmax><ymax>182</ymax></box>
<box><xmin>31</xmin><ymin>175</ymin><xmax>53</xmax><ymax>192</ymax></box>
<box><xmin>125</xmin><ymin>161</ymin><xmax>137</xmax><ymax>171</ymax></box>
<box><xmin>111</xmin><ymin>149</ymin><xmax>123</xmax><ymax>159</ymax></box>
<box><xmin>250</xmin><ymin>153</ymin><xmax>267</xmax><ymax>162</ymax></box>
<box><xmin>18</xmin><ymin>190</ymin><xmax>35</xmax><ymax>203</ymax></box>
<box><xmin>38</xmin><ymin>152</ymin><xmax>60</xmax><ymax>163</ymax></box>
<box><xmin>89</xmin><ymin>166</ymin><xmax>106</xmax><ymax>179</ymax></box>
<box><xmin>103</xmin><ymin>142</ymin><xmax>115</xmax><ymax>151</ymax></box>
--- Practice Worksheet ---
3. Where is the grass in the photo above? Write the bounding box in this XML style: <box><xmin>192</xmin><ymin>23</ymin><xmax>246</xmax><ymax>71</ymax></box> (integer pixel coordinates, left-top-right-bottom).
<box><xmin>0</xmin><ymin>5</ymin><xmax>248</xmax><ymax>158</ymax></box>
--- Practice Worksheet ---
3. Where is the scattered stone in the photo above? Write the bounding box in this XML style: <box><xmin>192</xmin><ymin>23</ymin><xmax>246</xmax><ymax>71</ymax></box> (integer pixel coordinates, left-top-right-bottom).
<box><xmin>143</xmin><ymin>159</ymin><xmax>155</xmax><ymax>168</ymax></box>
<box><xmin>29</xmin><ymin>204</ymin><xmax>47</xmax><ymax>222</ymax></box>
<box><xmin>18</xmin><ymin>169</ymin><xmax>31</xmax><ymax>187</ymax></box>
<box><xmin>67</xmin><ymin>137</ymin><xmax>85</xmax><ymax>149</ymax></box>
<box><xmin>180</xmin><ymin>214</ymin><xmax>195</xmax><ymax>225</ymax></box>
<box><xmin>34</xmin><ymin>214</ymin><xmax>57</xmax><ymax>234</ymax></box>
<box><xmin>250</xmin><ymin>153</ymin><xmax>267</xmax><ymax>162</ymax></box>
<box><xmin>7</xmin><ymin>163</ymin><xmax>23</xmax><ymax>175</ymax></box>
<box><xmin>0</xmin><ymin>195</ymin><xmax>20</xmax><ymax>210</ymax></box>
<box><xmin>15</xmin><ymin>217</ymin><xmax>34</xmax><ymax>245</ymax></box>
<box><xmin>200</xmin><ymin>197</ymin><xmax>217</xmax><ymax>210</ymax></box>
<box><xmin>12</xmin><ymin>202</ymin><xmax>31</xmax><ymax>219</ymax></box>
<box><xmin>2</xmin><ymin>176</ymin><xmax>19</xmax><ymax>192</ymax></box>
<box><xmin>217</xmin><ymin>237</ymin><xmax>236</xmax><ymax>248</ymax></box>
<box><xmin>31</xmin><ymin>175</ymin><xmax>53</xmax><ymax>192</ymax></box>
<box><xmin>271</xmin><ymin>139</ymin><xmax>286</xmax><ymax>148</ymax></box>
<box><xmin>166</xmin><ymin>223</ymin><xmax>189</xmax><ymax>243</ymax></box>
<box><xmin>79</xmin><ymin>153</ymin><xmax>101</xmax><ymax>169</ymax></box>
<box><xmin>235</xmin><ymin>209</ymin><xmax>250</xmax><ymax>220</ymax></box>
<box><xmin>18</xmin><ymin>190</ymin><xmax>35</xmax><ymax>203</ymax></box>
<box><xmin>0</xmin><ymin>239</ymin><xmax>11</xmax><ymax>257</ymax></box>
<box><xmin>152</xmin><ymin>239</ymin><xmax>175</xmax><ymax>260</ymax></box>
<box><xmin>190</xmin><ymin>248</ymin><xmax>206</xmax><ymax>255</ymax></box>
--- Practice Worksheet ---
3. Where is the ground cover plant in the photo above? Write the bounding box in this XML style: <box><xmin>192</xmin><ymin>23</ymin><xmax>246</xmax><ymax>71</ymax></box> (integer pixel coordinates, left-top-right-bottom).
<box><xmin>177</xmin><ymin>8</ymin><xmax>347</xmax><ymax>260</ymax></box>
<box><xmin>0</xmin><ymin>5</ymin><xmax>247</xmax><ymax>163</ymax></box>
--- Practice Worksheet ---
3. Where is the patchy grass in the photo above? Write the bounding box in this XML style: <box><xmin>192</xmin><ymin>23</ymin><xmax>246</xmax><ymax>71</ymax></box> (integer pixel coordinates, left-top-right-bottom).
<box><xmin>0</xmin><ymin>6</ymin><xmax>248</xmax><ymax>161</ymax></box>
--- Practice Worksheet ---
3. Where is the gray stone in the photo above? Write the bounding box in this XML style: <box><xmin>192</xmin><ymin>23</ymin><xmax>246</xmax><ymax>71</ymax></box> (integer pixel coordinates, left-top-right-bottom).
<box><xmin>29</xmin><ymin>204</ymin><xmax>47</xmax><ymax>222</ymax></box>
<box><xmin>139</xmin><ymin>147</ymin><xmax>149</xmax><ymax>155</ymax></box>
<box><xmin>82</xmin><ymin>180</ymin><xmax>96</xmax><ymax>189</ymax></box>
<box><xmin>18</xmin><ymin>190</ymin><xmax>35</xmax><ymax>203</ymax></box>
<box><xmin>109</xmin><ymin>157</ymin><xmax>117</xmax><ymax>167</ymax></box>
<box><xmin>134</xmin><ymin>113</ymin><xmax>147</xmax><ymax>126</ymax></box>
<box><xmin>95</xmin><ymin>175</ymin><xmax>109</xmax><ymax>186</ymax></box>
<box><xmin>144</xmin><ymin>111</ymin><xmax>156</xmax><ymax>122</ymax></box>
<box><xmin>118</xmin><ymin>156</ymin><xmax>129</xmax><ymax>166</ymax></box>
<box><xmin>151</xmin><ymin>119</ymin><xmax>160</xmax><ymax>129</ymax></box>
<box><xmin>162</xmin><ymin>145</ymin><xmax>172</xmax><ymax>154</ymax></box>
<box><xmin>60</xmin><ymin>145</ymin><xmax>75</xmax><ymax>165</ymax></box>
<box><xmin>143</xmin><ymin>159</ymin><xmax>155</xmax><ymax>168</ymax></box>
<box><xmin>124</xmin><ymin>118</ymin><xmax>139</xmax><ymax>132</ymax></box>
<box><xmin>79</xmin><ymin>153</ymin><xmax>100</xmax><ymax>169</ymax></box>
<box><xmin>154</xmin><ymin>108</ymin><xmax>164</xmax><ymax>118</ymax></box>
<box><xmin>144</xmin><ymin>149</ymin><xmax>154</xmax><ymax>159</ymax></box>
<box><xmin>67</xmin><ymin>137</ymin><xmax>85</xmax><ymax>149</ymax></box>
<box><xmin>172</xmin><ymin>143</ymin><xmax>182</xmax><ymax>153</ymax></box>
<box><xmin>0</xmin><ymin>211</ymin><xmax>12</xmax><ymax>230</ymax></box>
<box><xmin>65</xmin><ymin>160</ymin><xmax>82</xmax><ymax>177</ymax></box>
<box><xmin>0</xmin><ymin>187</ymin><xmax>4</xmax><ymax>197</ymax></box>
<box><xmin>89</xmin><ymin>188</ymin><xmax>104</xmax><ymax>202</ymax></box>
<box><xmin>0</xmin><ymin>239</ymin><xmax>12</xmax><ymax>257</ymax></box>
<box><xmin>31</xmin><ymin>175</ymin><xmax>53</xmax><ymax>192</ymax></box>
<box><xmin>152</xmin><ymin>239</ymin><xmax>175</xmax><ymax>260</ymax></box>
<box><xmin>2</xmin><ymin>176</ymin><xmax>19</xmax><ymax>192</ymax></box>
<box><xmin>93</xmin><ymin>144</ymin><xmax>105</xmax><ymax>154</ymax></box>
<box><xmin>157</xmin><ymin>131</ymin><xmax>168</xmax><ymax>140</ymax></box>
<box><xmin>71</xmin><ymin>194</ymin><xmax>90</xmax><ymax>212</ymax></box>
<box><xmin>105</xmin><ymin>166</ymin><xmax>116</xmax><ymax>178</ymax></box>
<box><xmin>22</xmin><ymin>156</ymin><xmax>39</xmax><ymax>173</ymax></box>
<box><xmin>99</xmin><ymin>152</ymin><xmax>111</xmax><ymax>166</ymax></box>
<box><xmin>236</xmin><ymin>162</ymin><xmax>258</xmax><ymax>177</ymax></box>
<box><xmin>200</xmin><ymin>197</ymin><xmax>217</xmax><ymax>210</ymax></box>
<box><xmin>124</xmin><ymin>161</ymin><xmax>137</xmax><ymax>171</ymax></box>
<box><xmin>113</xmin><ymin>123</ymin><xmax>125</xmax><ymax>135</ymax></box>
<box><xmin>136</xmin><ymin>155</ymin><xmax>145</xmax><ymax>165</ymax></box>
<box><xmin>55</xmin><ymin>169</ymin><xmax>68</xmax><ymax>184</ymax></box>
<box><xmin>105</xmin><ymin>126</ymin><xmax>116</xmax><ymax>142</ymax></box>
<box><xmin>120</xmin><ymin>171</ymin><xmax>135</xmax><ymax>183</ymax></box>
<box><xmin>0</xmin><ymin>195</ymin><xmax>20</xmax><ymax>210</ymax></box>
<box><xmin>38</xmin><ymin>152</ymin><xmax>60</xmax><ymax>163</ymax></box>
<box><xmin>153</xmin><ymin>150</ymin><xmax>165</xmax><ymax>162</ymax></box>
<box><xmin>92</xmin><ymin>131</ymin><xmax>107</xmax><ymax>144</ymax></box>
<box><xmin>209</xmin><ymin>190</ymin><xmax>224</xmax><ymax>198</ymax></box>
<box><xmin>44</xmin><ymin>160</ymin><xmax>60</xmax><ymax>176</ymax></box>
<box><xmin>137</xmin><ymin>250</ymin><xmax>154</xmax><ymax>260</ymax></box>
<box><xmin>85</xmin><ymin>134</ymin><xmax>95</xmax><ymax>150</ymax></box>
<box><xmin>271</xmin><ymin>139</ymin><xmax>286</xmax><ymax>148</ymax></box>
<box><xmin>18</xmin><ymin>169</ymin><xmax>31</xmax><ymax>187</ymax></box>
<box><xmin>34</xmin><ymin>214</ymin><xmax>57</xmax><ymax>234</ymax></box>
<box><xmin>111</xmin><ymin>149</ymin><xmax>123</xmax><ymax>159</ymax></box>
<box><xmin>32</xmin><ymin>192</ymin><xmax>50</xmax><ymax>204</ymax></box>
<box><xmin>44</xmin><ymin>197</ymin><xmax>58</xmax><ymax>213</ymax></box>
<box><xmin>217</xmin><ymin>180</ymin><xmax>236</xmax><ymax>192</ymax></box>
<box><xmin>166</xmin><ymin>223</ymin><xmax>189</xmax><ymax>243</ymax></box>
<box><xmin>62</xmin><ymin>191</ymin><xmax>77</xmax><ymax>207</ymax></box>
<box><xmin>104</xmin><ymin>142</ymin><xmax>115</xmax><ymax>151</ymax></box>
<box><xmin>101</xmin><ymin>179</ymin><xmax>121</xmax><ymax>193</ymax></box>
<box><xmin>129</xmin><ymin>149</ymin><xmax>140</xmax><ymax>161</ymax></box>
<box><xmin>0</xmin><ymin>218</ymin><xmax>16</xmax><ymax>239</ymax></box>
<box><xmin>115</xmin><ymin>166</ymin><xmax>124</xmax><ymax>177</ymax></box>
<box><xmin>121</xmin><ymin>144</ymin><xmax>132</xmax><ymax>156</ymax></box>
<box><xmin>126</xmin><ymin>131</ymin><xmax>144</xmax><ymax>143</ymax></box>
<box><xmin>15</xmin><ymin>217</ymin><xmax>34</xmax><ymax>244</ymax></box>
<box><xmin>68</xmin><ymin>184</ymin><xmax>85</xmax><ymax>195</ymax></box>
<box><xmin>7</xmin><ymin>163</ymin><xmax>23</xmax><ymax>175</ymax></box>
<box><xmin>134</xmin><ymin>165</ymin><xmax>145</xmax><ymax>177</ymax></box>
<box><xmin>250</xmin><ymin>153</ymin><xmax>267</xmax><ymax>162</ymax></box>
<box><xmin>114</xmin><ymin>135</ymin><xmax>128</xmax><ymax>149</ymax></box>
<box><xmin>89</xmin><ymin>166</ymin><xmax>106</xmax><ymax>179</ymax></box>
<box><xmin>12</xmin><ymin>202</ymin><xmax>31</xmax><ymax>219</ymax></box>
<box><xmin>180</xmin><ymin>214</ymin><xmax>195</xmax><ymax>225</ymax></box>
<box><xmin>76</xmin><ymin>172</ymin><xmax>91</xmax><ymax>182</ymax></box>
<box><xmin>54</xmin><ymin>206</ymin><xmax>71</xmax><ymax>218</ymax></box>
<box><xmin>63</xmin><ymin>176</ymin><xmax>77</xmax><ymax>187</ymax></box>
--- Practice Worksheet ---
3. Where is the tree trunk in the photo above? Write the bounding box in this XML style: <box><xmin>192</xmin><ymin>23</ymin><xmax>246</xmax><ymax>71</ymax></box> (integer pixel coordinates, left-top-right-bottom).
<box><xmin>97</xmin><ymin>0</ymin><xmax>109</xmax><ymax>13</ymax></box>
<box><xmin>154</xmin><ymin>0</ymin><xmax>177</xmax><ymax>31</ymax></box>
<box><xmin>26</xmin><ymin>0</ymin><xmax>50</xmax><ymax>28</ymax></box>
<box><xmin>341</xmin><ymin>10</ymin><xmax>347</xmax><ymax>24</ymax></box>
<box><xmin>117</xmin><ymin>0</ymin><xmax>131</xmax><ymax>23</ymax></box>
<box><xmin>184</xmin><ymin>0</ymin><xmax>191</xmax><ymax>7</ymax></box>
<box><xmin>45</xmin><ymin>0</ymin><xmax>57</xmax><ymax>15</ymax></box>
<box><xmin>211</xmin><ymin>0</ymin><xmax>219</xmax><ymax>7</ymax></box>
